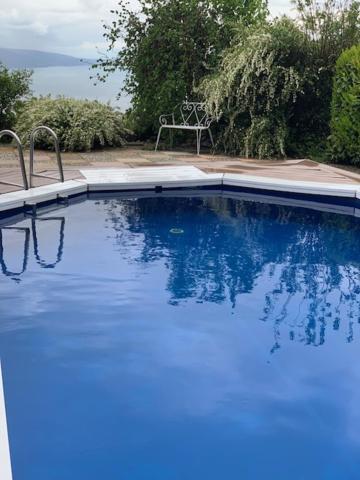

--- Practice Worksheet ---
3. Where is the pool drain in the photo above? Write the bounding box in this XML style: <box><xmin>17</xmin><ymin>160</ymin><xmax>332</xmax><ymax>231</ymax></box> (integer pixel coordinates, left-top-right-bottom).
<box><xmin>170</xmin><ymin>228</ymin><xmax>184</xmax><ymax>234</ymax></box>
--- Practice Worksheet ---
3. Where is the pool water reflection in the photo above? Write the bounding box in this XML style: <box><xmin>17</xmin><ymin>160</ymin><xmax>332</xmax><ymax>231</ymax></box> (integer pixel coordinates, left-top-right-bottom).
<box><xmin>0</xmin><ymin>195</ymin><xmax>360</xmax><ymax>479</ymax></box>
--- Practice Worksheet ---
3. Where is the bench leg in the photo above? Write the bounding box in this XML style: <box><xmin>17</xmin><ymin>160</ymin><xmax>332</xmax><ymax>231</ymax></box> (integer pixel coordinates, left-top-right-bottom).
<box><xmin>155</xmin><ymin>127</ymin><xmax>163</xmax><ymax>151</ymax></box>
<box><xmin>208</xmin><ymin>128</ymin><xmax>215</xmax><ymax>149</ymax></box>
<box><xmin>169</xmin><ymin>129</ymin><xmax>173</xmax><ymax>150</ymax></box>
<box><xmin>196</xmin><ymin>130</ymin><xmax>202</xmax><ymax>155</ymax></box>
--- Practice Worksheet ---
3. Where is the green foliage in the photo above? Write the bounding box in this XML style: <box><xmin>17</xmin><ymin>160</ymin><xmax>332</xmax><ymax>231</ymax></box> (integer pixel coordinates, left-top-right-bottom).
<box><xmin>92</xmin><ymin>0</ymin><xmax>359</xmax><ymax>157</ymax></box>
<box><xmin>0</xmin><ymin>63</ymin><xmax>32</xmax><ymax>131</ymax></box>
<box><xmin>93</xmin><ymin>0</ymin><xmax>268</xmax><ymax>137</ymax></box>
<box><xmin>288</xmin><ymin>0</ymin><xmax>360</xmax><ymax>156</ymax></box>
<box><xmin>16</xmin><ymin>97</ymin><xmax>130</xmax><ymax>152</ymax></box>
<box><xmin>201</xmin><ymin>19</ymin><xmax>305</xmax><ymax>158</ymax></box>
<box><xmin>201</xmin><ymin>0</ymin><xmax>360</xmax><ymax>158</ymax></box>
<box><xmin>330</xmin><ymin>45</ymin><xmax>360</xmax><ymax>164</ymax></box>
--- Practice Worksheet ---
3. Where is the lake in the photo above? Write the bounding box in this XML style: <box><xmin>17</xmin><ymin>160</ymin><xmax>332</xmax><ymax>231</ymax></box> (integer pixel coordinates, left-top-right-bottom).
<box><xmin>31</xmin><ymin>66</ymin><xmax>130</xmax><ymax>111</ymax></box>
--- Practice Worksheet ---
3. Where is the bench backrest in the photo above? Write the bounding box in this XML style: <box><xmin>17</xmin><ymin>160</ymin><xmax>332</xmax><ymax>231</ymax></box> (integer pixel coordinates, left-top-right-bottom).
<box><xmin>176</xmin><ymin>102</ymin><xmax>212</xmax><ymax>127</ymax></box>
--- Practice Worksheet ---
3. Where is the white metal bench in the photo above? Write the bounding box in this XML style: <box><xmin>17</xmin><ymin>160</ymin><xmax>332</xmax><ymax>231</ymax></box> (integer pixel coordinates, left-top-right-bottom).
<box><xmin>155</xmin><ymin>101</ymin><xmax>214</xmax><ymax>155</ymax></box>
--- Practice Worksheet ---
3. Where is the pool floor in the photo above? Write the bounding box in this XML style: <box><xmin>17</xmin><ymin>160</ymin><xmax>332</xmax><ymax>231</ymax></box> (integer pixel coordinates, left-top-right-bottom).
<box><xmin>1</xmin><ymin>195</ymin><xmax>360</xmax><ymax>479</ymax></box>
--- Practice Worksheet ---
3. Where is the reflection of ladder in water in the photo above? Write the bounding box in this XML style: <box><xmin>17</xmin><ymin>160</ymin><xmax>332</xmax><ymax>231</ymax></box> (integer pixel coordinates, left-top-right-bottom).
<box><xmin>31</xmin><ymin>217</ymin><xmax>65</xmax><ymax>269</ymax></box>
<box><xmin>0</xmin><ymin>227</ymin><xmax>30</xmax><ymax>279</ymax></box>
<box><xmin>0</xmin><ymin>216</ymin><xmax>65</xmax><ymax>279</ymax></box>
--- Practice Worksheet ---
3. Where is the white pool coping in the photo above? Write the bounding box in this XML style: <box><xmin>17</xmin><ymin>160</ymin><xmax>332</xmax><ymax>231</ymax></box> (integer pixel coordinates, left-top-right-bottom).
<box><xmin>82</xmin><ymin>166</ymin><xmax>223</xmax><ymax>191</ymax></box>
<box><xmin>0</xmin><ymin>362</ymin><xmax>12</xmax><ymax>480</ymax></box>
<box><xmin>223</xmin><ymin>173</ymin><xmax>358</xmax><ymax>197</ymax></box>
<box><xmin>0</xmin><ymin>180</ymin><xmax>87</xmax><ymax>212</ymax></box>
<box><xmin>0</xmin><ymin>166</ymin><xmax>359</xmax><ymax>216</ymax></box>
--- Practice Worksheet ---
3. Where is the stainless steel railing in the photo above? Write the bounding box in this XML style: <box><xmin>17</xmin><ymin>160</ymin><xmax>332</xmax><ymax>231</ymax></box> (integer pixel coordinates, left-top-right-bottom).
<box><xmin>29</xmin><ymin>126</ymin><xmax>64</xmax><ymax>188</ymax></box>
<box><xmin>0</xmin><ymin>130</ymin><xmax>29</xmax><ymax>190</ymax></box>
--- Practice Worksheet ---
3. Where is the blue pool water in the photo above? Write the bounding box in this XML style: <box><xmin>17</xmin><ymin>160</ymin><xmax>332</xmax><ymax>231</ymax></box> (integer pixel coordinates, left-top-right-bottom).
<box><xmin>1</xmin><ymin>194</ymin><xmax>360</xmax><ymax>479</ymax></box>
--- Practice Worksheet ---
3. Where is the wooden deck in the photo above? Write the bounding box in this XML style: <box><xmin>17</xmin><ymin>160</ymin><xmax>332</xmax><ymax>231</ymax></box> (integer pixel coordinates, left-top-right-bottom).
<box><xmin>1</xmin><ymin>145</ymin><xmax>359</xmax><ymax>195</ymax></box>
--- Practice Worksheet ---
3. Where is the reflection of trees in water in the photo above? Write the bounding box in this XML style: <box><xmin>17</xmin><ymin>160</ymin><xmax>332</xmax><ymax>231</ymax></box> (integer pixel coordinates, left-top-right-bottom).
<box><xmin>106</xmin><ymin>197</ymin><xmax>275</xmax><ymax>303</ymax></box>
<box><xmin>261</xmin><ymin>263</ymin><xmax>360</xmax><ymax>353</ymax></box>
<box><xmin>105</xmin><ymin>195</ymin><xmax>360</xmax><ymax>350</ymax></box>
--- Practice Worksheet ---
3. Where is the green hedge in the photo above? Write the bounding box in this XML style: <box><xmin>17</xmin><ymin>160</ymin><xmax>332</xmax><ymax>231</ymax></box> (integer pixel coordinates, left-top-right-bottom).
<box><xmin>16</xmin><ymin>96</ymin><xmax>130</xmax><ymax>151</ymax></box>
<box><xmin>330</xmin><ymin>45</ymin><xmax>360</xmax><ymax>165</ymax></box>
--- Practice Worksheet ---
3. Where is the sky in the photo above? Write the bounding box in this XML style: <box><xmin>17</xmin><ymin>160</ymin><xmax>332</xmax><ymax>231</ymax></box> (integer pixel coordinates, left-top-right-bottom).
<box><xmin>0</xmin><ymin>0</ymin><xmax>294</xmax><ymax>58</ymax></box>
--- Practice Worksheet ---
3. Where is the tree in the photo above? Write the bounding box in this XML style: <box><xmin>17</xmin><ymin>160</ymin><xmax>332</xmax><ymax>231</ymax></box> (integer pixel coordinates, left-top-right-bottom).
<box><xmin>289</xmin><ymin>0</ymin><xmax>360</xmax><ymax>158</ymax></box>
<box><xmin>93</xmin><ymin>0</ymin><xmax>268</xmax><ymax>137</ymax></box>
<box><xmin>0</xmin><ymin>63</ymin><xmax>32</xmax><ymax>132</ymax></box>
<box><xmin>330</xmin><ymin>45</ymin><xmax>360</xmax><ymax>164</ymax></box>
<box><xmin>201</xmin><ymin>0</ymin><xmax>360</xmax><ymax>158</ymax></box>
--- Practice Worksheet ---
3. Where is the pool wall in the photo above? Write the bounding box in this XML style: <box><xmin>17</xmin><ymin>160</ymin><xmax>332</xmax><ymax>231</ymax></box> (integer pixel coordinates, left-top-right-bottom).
<box><xmin>0</xmin><ymin>363</ymin><xmax>12</xmax><ymax>480</ymax></box>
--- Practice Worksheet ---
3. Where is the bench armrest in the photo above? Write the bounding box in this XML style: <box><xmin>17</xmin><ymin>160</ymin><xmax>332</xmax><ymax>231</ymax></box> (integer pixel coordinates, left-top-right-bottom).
<box><xmin>205</xmin><ymin>116</ymin><xmax>214</xmax><ymax>127</ymax></box>
<box><xmin>159</xmin><ymin>113</ymin><xmax>175</xmax><ymax>126</ymax></box>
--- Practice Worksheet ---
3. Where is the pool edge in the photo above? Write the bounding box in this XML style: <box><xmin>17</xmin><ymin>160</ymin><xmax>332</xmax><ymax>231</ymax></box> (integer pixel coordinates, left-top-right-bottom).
<box><xmin>0</xmin><ymin>168</ymin><xmax>360</xmax><ymax>219</ymax></box>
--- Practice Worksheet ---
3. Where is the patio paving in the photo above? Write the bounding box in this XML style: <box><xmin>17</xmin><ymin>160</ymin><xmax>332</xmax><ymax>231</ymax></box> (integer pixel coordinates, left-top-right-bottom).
<box><xmin>1</xmin><ymin>145</ymin><xmax>359</xmax><ymax>195</ymax></box>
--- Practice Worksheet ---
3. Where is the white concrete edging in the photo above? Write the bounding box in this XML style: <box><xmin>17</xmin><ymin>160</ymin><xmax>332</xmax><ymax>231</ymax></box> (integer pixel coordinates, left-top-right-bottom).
<box><xmin>82</xmin><ymin>167</ymin><xmax>223</xmax><ymax>191</ymax></box>
<box><xmin>0</xmin><ymin>168</ymin><xmax>360</xmax><ymax>216</ymax></box>
<box><xmin>223</xmin><ymin>173</ymin><xmax>359</xmax><ymax>198</ymax></box>
<box><xmin>0</xmin><ymin>180</ymin><xmax>87</xmax><ymax>213</ymax></box>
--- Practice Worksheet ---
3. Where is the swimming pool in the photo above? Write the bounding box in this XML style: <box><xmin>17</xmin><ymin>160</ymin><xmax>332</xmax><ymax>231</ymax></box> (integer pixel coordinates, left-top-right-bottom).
<box><xmin>1</xmin><ymin>193</ymin><xmax>360</xmax><ymax>479</ymax></box>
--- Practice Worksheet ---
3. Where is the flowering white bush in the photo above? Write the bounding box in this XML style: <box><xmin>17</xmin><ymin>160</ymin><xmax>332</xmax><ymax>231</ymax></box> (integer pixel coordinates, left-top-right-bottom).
<box><xmin>200</xmin><ymin>19</ymin><xmax>303</xmax><ymax>158</ymax></box>
<box><xmin>16</xmin><ymin>96</ymin><xmax>130</xmax><ymax>151</ymax></box>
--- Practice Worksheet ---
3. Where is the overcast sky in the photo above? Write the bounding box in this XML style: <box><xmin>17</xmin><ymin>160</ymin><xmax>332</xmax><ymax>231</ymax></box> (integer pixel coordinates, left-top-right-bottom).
<box><xmin>0</xmin><ymin>0</ymin><xmax>294</xmax><ymax>58</ymax></box>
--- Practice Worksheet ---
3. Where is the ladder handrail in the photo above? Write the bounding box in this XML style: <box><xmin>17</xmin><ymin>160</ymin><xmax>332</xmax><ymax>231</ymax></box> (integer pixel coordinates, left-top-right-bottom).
<box><xmin>0</xmin><ymin>130</ymin><xmax>29</xmax><ymax>190</ymax></box>
<box><xmin>29</xmin><ymin>126</ymin><xmax>64</xmax><ymax>188</ymax></box>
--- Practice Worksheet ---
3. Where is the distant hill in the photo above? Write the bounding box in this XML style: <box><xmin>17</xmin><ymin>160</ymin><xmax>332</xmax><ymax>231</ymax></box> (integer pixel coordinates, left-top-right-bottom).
<box><xmin>0</xmin><ymin>48</ymin><xmax>94</xmax><ymax>69</ymax></box>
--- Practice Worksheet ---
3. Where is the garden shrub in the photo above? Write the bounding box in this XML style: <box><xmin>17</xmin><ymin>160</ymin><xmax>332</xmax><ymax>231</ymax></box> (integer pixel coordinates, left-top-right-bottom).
<box><xmin>16</xmin><ymin>96</ymin><xmax>130</xmax><ymax>151</ymax></box>
<box><xmin>287</xmin><ymin>0</ymin><xmax>360</xmax><ymax>158</ymax></box>
<box><xmin>200</xmin><ymin>19</ymin><xmax>305</xmax><ymax>158</ymax></box>
<box><xmin>330</xmin><ymin>45</ymin><xmax>360</xmax><ymax>165</ymax></box>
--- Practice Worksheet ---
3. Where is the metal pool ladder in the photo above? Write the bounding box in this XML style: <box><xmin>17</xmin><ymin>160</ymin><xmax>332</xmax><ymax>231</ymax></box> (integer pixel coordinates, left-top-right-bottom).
<box><xmin>0</xmin><ymin>129</ymin><xmax>29</xmax><ymax>190</ymax></box>
<box><xmin>29</xmin><ymin>126</ymin><xmax>64</xmax><ymax>188</ymax></box>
